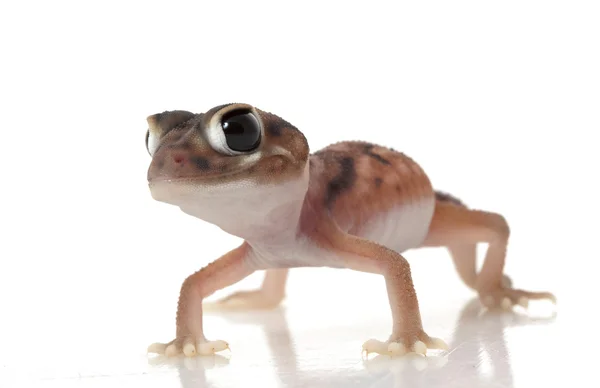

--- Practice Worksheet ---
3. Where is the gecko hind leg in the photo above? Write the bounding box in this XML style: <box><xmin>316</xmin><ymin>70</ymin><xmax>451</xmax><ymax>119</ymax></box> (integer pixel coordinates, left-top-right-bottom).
<box><xmin>203</xmin><ymin>269</ymin><xmax>288</xmax><ymax>311</ymax></box>
<box><xmin>423</xmin><ymin>202</ymin><xmax>556</xmax><ymax>310</ymax></box>
<box><xmin>446</xmin><ymin>244</ymin><xmax>513</xmax><ymax>291</ymax></box>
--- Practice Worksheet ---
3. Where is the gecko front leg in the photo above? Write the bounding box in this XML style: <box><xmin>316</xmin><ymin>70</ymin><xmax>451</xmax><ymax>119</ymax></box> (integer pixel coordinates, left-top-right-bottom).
<box><xmin>313</xmin><ymin>218</ymin><xmax>448</xmax><ymax>357</ymax></box>
<box><xmin>148</xmin><ymin>242</ymin><xmax>256</xmax><ymax>357</ymax></box>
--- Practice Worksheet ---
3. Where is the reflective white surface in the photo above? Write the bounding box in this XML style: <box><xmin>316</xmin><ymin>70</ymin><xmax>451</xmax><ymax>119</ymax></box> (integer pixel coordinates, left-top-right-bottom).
<box><xmin>0</xmin><ymin>255</ymin><xmax>578</xmax><ymax>388</ymax></box>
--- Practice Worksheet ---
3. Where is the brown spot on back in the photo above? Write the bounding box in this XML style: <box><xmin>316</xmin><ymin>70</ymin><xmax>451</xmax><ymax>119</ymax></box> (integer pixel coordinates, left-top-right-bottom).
<box><xmin>324</xmin><ymin>156</ymin><xmax>356</xmax><ymax>210</ymax></box>
<box><xmin>303</xmin><ymin>140</ymin><xmax>435</xmax><ymax>233</ymax></box>
<box><xmin>363</xmin><ymin>144</ymin><xmax>391</xmax><ymax>166</ymax></box>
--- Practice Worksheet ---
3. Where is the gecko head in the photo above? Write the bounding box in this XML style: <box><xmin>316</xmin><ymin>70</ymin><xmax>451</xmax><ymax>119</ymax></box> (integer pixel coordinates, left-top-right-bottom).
<box><xmin>145</xmin><ymin>103</ymin><xmax>310</xmax><ymax>218</ymax></box>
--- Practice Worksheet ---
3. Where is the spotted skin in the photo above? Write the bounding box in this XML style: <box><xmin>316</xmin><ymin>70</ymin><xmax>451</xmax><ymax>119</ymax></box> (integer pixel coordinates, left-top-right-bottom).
<box><xmin>308</xmin><ymin>141</ymin><xmax>434</xmax><ymax>234</ymax></box>
<box><xmin>147</xmin><ymin>103</ymin><xmax>309</xmax><ymax>186</ymax></box>
<box><xmin>145</xmin><ymin>102</ymin><xmax>556</xmax><ymax>359</ymax></box>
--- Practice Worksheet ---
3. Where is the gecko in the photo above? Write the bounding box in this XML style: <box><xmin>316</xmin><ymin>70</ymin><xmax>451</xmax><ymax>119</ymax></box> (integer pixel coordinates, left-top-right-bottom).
<box><xmin>144</xmin><ymin>102</ymin><xmax>556</xmax><ymax>358</ymax></box>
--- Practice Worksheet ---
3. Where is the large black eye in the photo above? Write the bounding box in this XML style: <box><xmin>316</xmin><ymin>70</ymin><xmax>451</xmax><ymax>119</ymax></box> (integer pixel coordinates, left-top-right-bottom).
<box><xmin>221</xmin><ymin>110</ymin><xmax>261</xmax><ymax>152</ymax></box>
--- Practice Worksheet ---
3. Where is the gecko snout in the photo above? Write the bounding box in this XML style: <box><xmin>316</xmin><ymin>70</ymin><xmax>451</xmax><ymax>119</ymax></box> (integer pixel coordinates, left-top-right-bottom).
<box><xmin>172</xmin><ymin>153</ymin><xmax>186</xmax><ymax>165</ymax></box>
<box><xmin>147</xmin><ymin>146</ymin><xmax>216</xmax><ymax>182</ymax></box>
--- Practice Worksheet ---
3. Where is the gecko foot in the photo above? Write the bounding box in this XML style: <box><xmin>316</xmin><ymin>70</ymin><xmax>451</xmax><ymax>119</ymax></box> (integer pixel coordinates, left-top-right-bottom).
<box><xmin>203</xmin><ymin>289</ymin><xmax>284</xmax><ymax>311</ymax></box>
<box><xmin>479</xmin><ymin>287</ymin><xmax>556</xmax><ymax>310</ymax></box>
<box><xmin>362</xmin><ymin>332</ymin><xmax>448</xmax><ymax>358</ymax></box>
<box><xmin>147</xmin><ymin>338</ymin><xmax>230</xmax><ymax>358</ymax></box>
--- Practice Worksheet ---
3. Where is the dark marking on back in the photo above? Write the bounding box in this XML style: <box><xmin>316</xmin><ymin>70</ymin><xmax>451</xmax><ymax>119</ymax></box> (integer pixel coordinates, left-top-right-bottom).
<box><xmin>191</xmin><ymin>157</ymin><xmax>211</xmax><ymax>171</ymax></box>
<box><xmin>375</xmin><ymin>177</ymin><xmax>383</xmax><ymax>188</ymax></box>
<box><xmin>435</xmin><ymin>191</ymin><xmax>466</xmax><ymax>207</ymax></box>
<box><xmin>325</xmin><ymin>156</ymin><xmax>356</xmax><ymax>209</ymax></box>
<box><xmin>363</xmin><ymin>144</ymin><xmax>391</xmax><ymax>165</ymax></box>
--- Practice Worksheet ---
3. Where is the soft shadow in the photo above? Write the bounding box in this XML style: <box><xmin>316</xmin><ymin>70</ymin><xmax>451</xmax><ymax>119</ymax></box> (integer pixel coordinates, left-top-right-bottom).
<box><xmin>361</xmin><ymin>298</ymin><xmax>557</xmax><ymax>388</ymax></box>
<box><xmin>205</xmin><ymin>306</ymin><xmax>300</xmax><ymax>384</ymax></box>
<box><xmin>145</xmin><ymin>297</ymin><xmax>555</xmax><ymax>388</ymax></box>
<box><xmin>145</xmin><ymin>307</ymin><xmax>297</xmax><ymax>388</ymax></box>
<box><xmin>146</xmin><ymin>351</ymin><xmax>230</xmax><ymax>388</ymax></box>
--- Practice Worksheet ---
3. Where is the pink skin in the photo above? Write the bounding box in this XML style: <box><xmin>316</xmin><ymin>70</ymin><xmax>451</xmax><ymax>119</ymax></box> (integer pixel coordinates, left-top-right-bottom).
<box><xmin>145</xmin><ymin>103</ymin><xmax>556</xmax><ymax>358</ymax></box>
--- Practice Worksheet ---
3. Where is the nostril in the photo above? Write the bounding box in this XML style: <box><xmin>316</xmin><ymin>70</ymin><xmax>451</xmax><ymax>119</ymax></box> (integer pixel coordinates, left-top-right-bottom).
<box><xmin>173</xmin><ymin>155</ymin><xmax>185</xmax><ymax>164</ymax></box>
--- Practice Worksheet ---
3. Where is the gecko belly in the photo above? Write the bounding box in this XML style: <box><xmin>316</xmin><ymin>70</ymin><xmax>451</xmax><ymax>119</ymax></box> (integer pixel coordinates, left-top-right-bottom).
<box><xmin>248</xmin><ymin>196</ymin><xmax>436</xmax><ymax>270</ymax></box>
<box><xmin>352</xmin><ymin>196</ymin><xmax>436</xmax><ymax>253</ymax></box>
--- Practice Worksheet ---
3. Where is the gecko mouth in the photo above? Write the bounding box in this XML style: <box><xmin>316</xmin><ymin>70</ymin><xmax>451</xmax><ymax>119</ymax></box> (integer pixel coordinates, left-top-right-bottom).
<box><xmin>147</xmin><ymin>149</ymin><xmax>300</xmax><ymax>187</ymax></box>
<box><xmin>147</xmin><ymin>165</ymin><xmax>255</xmax><ymax>186</ymax></box>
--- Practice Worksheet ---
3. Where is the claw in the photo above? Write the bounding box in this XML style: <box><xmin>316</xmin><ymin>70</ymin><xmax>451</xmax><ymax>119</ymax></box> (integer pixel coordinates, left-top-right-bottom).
<box><xmin>363</xmin><ymin>335</ymin><xmax>446</xmax><ymax>358</ymax></box>
<box><xmin>197</xmin><ymin>340</ymin><xmax>230</xmax><ymax>356</ymax></box>
<box><xmin>362</xmin><ymin>339</ymin><xmax>388</xmax><ymax>356</ymax></box>
<box><xmin>428</xmin><ymin>337</ymin><xmax>449</xmax><ymax>350</ymax></box>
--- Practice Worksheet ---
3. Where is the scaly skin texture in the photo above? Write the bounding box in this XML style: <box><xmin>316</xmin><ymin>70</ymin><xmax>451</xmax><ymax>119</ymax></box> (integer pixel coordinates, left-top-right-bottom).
<box><xmin>145</xmin><ymin>103</ymin><xmax>555</xmax><ymax>358</ymax></box>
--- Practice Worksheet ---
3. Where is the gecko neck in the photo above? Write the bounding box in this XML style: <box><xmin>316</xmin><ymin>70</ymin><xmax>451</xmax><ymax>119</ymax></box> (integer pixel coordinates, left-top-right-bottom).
<box><xmin>169</xmin><ymin>164</ymin><xmax>310</xmax><ymax>245</ymax></box>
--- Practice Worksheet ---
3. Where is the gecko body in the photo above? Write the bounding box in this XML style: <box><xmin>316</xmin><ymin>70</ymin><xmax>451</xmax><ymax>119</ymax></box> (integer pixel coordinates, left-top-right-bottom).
<box><xmin>145</xmin><ymin>103</ymin><xmax>555</xmax><ymax>358</ymax></box>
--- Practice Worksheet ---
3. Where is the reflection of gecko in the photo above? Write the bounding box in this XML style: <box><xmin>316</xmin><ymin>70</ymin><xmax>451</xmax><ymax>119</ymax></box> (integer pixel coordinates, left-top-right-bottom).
<box><xmin>144</xmin><ymin>103</ymin><xmax>555</xmax><ymax>358</ymax></box>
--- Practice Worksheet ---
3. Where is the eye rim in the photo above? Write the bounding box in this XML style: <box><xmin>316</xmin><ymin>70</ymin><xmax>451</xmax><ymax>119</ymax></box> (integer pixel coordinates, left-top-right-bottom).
<box><xmin>146</xmin><ymin>128</ymin><xmax>163</xmax><ymax>156</ymax></box>
<box><xmin>205</xmin><ymin>106</ymin><xmax>263</xmax><ymax>156</ymax></box>
<box><xmin>145</xmin><ymin>129</ymin><xmax>151</xmax><ymax>156</ymax></box>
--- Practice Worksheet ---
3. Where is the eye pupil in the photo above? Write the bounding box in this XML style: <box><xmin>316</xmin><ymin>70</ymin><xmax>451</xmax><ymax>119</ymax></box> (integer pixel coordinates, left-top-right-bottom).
<box><xmin>221</xmin><ymin>111</ymin><xmax>261</xmax><ymax>152</ymax></box>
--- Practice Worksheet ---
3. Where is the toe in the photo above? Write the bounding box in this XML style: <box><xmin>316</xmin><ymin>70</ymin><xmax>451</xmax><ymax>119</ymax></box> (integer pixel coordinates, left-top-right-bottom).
<box><xmin>501</xmin><ymin>297</ymin><xmax>512</xmax><ymax>310</ymax></box>
<box><xmin>147</xmin><ymin>342</ymin><xmax>167</xmax><ymax>355</ymax></box>
<box><xmin>165</xmin><ymin>343</ymin><xmax>180</xmax><ymax>357</ymax></box>
<box><xmin>183</xmin><ymin>340</ymin><xmax>197</xmax><ymax>357</ymax></box>
<box><xmin>197</xmin><ymin>340</ymin><xmax>230</xmax><ymax>356</ymax></box>
<box><xmin>413</xmin><ymin>341</ymin><xmax>427</xmax><ymax>355</ymax></box>
<box><xmin>427</xmin><ymin>337</ymin><xmax>449</xmax><ymax>351</ymax></box>
<box><xmin>387</xmin><ymin>342</ymin><xmax>406</xmax><ymax>356</ymax></box>
<box><xmin>362</xmin><ymin>339</ymin><xmax>388</xmax><ymax>356</ymax></box>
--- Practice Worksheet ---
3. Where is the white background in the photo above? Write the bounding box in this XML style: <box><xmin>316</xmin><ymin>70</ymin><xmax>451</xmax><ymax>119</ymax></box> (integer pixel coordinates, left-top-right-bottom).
<box><xmin>1</xmin><ymin>1</ymin><xmax>598</xmax><ymax>387</ymax></box>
